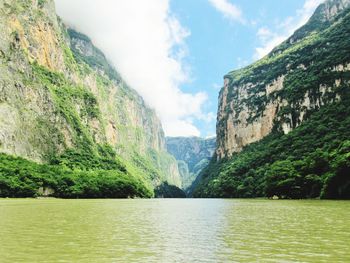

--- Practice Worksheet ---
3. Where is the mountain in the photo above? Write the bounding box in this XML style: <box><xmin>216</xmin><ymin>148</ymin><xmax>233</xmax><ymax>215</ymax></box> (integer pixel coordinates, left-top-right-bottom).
<box><xmin>0</xmin><ymin>0</ymin><xmax>181</xmax><ymax>197</ymax></box>
<box><xmin>166</xmin><ymin>136</ymin><xmax>216</xmax><ymax>191</ymax></box>
<box><xmin>193</xmin><ymin>0</ymin><xmax>350</xmax><ymax>199</ymax></box>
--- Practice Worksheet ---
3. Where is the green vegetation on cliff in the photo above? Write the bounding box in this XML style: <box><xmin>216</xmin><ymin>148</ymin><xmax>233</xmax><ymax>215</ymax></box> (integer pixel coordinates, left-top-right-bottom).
<box><xmin>0</xmin><ymin>153</ymin><xmax>152</xmax><ymax>198</ymax></box>
<box><xmin>0</xmin><ymin>0</ymin><xmax>181</xmax><ymax>197</ymax></box>
<box><xmin>219</xmin><ymin>0</ymin><xmax>350</xmax><ymax>133</ymax></box>
<box><xmin>194</xmin><ymin>93</ymin><xmax>350</xmax><ymax>199</ymax></box>
<box><xmin>65</xmin><ymin>28</ymin><xmax>182</xmax><ymax>189</ymax></box>
<box><xmin>194</xmin><ymin>0</ymin><xmax>350</xmax><ymax>199</ymax></box>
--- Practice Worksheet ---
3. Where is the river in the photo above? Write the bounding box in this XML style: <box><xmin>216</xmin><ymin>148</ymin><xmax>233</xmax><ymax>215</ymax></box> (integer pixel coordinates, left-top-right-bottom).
<box><xmin>0</xmin><ymin>199</ymin><xmax>349</xmax><ymax>262</ymax></box>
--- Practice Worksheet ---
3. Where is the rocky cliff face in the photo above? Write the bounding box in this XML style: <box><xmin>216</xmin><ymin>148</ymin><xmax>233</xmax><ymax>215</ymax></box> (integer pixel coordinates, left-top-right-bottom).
<box><xmin>0</xmin><ymin>0</ymin><xmax>181</xmax><ymax>188</ymax></box>
<box><xmin>216</xmin><ymin>0</ymin><xmax>350</xmax><ymax>160</ymax></box>
<box><xmin>166</xmin><ymin>137</ymin><xmax>216</xmax><ymax>190</ymax></box>
<box><xmin>193</xmin><ymin>0</ymin><xmax>350</xmax><ymax>198</ymax></box>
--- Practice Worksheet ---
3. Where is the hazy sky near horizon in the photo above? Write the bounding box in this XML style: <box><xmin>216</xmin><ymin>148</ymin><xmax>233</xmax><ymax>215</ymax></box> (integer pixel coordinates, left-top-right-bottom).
<box><xmin>55</xmin><ymin>0</ymin><xmax>324</xmax><ymax>138</ymax></box>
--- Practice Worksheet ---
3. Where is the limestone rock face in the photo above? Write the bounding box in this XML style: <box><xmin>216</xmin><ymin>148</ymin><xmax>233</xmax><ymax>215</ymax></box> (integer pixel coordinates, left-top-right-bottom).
<box><xmin>216</xmin><ymin>0</ymin><xmax>350</xmax><ymax>160</ymax></box>
<box><xmin>216</xmin><ymin>79</ymin><xmax>282</xmax><ymax>159</ymax></box>
<box><xmin>216</xmin><ymin>74</ymin><xmax>348</xmax><ymax>159</ymax></box>
<box><xmin>318</xmin><ymin>0</ymin><xmax>350</xmax><ymax>20</ymax></box>
<box><xmin>0</xmin><ymin>0</ymin><xmax>180</xmax><ymax>187</ymax></box>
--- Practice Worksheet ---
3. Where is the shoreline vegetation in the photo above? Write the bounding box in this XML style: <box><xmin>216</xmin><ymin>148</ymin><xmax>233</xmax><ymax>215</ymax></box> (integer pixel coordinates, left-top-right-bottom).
<box><xmin>0</xmin><ymin>153</ymin><xmax>152</xmax><ymax>198</ymax></box>
<box><xmin>0</xmin><ymin>1</ymin><xmax>184</xmax><ymax>200</ymax></box>
<box><xmin>193</xmin><ymin>97</ymin><xmax>350</xmax><ymax>200</ymax></box>
<box><xmin>0</xmin><ymin>0</ymin><xmax>349</xmax><ymax>201</ymax></box>
<box><xmin>1</xmin><ymin>141</ymin><xmax>348</xmax><ymax>200</ymax></box>
<box><xmin>1</xmin><ymin>196</ymin><xmax>350</xmax><ymax>200</ymax></box>
<box><xmin>0</xmin><ymin>153</ymin><xmax>186</xmax><ymax>199</ymax></box>
<box><xmin>192</xmin><ymin>3</ymin><xmax>350</xmax><ymax>200</ymax></box>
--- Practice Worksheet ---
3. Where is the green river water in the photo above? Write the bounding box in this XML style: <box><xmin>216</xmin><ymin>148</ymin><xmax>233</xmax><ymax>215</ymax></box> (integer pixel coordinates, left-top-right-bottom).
<box><xmin>0</xmin><ymin>199</ymin><xmax>349</xmax><ymax>262</ymax></box>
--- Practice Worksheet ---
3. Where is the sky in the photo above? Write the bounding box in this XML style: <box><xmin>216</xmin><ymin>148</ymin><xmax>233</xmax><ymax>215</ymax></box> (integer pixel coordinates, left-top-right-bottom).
<box><xmin>55</xmin><ymin>0</ymin><xmax>324</xmax><ymax>138</ymax></box>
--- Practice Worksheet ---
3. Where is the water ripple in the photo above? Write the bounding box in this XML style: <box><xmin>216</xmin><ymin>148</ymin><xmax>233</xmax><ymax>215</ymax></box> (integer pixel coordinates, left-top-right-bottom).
<box><xmin>0</xmin><ymin>199</ymin><xmax>349</xmax><ymax>262</ymax></box>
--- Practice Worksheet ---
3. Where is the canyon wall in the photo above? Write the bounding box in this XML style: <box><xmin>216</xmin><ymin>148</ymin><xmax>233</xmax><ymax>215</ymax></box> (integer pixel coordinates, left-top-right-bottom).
<box><xmin>0</xmin><ymin>0</ymin><xmax>181</xmax><ymax>188</ymax></box>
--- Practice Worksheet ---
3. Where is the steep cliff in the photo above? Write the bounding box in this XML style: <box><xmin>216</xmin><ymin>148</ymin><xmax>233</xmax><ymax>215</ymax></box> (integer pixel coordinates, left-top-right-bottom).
<box><xmin>194</xmin><ymin>0</ymin><xmax>350</xmax><ymax>198</ymax></box>
<box><xmin>0</xmin><ymin>0</ymin><xmax>181</xmax><ymax>197</ymax></box>
<box><xmin>65</xmin><ymin>29</ymin><xmax>181</xmax><ymax>188</ymax></box>
<box><xmin>216</xmin><ymin>0</ymin><xmax>350</xmax><ymax>159</ymax></box>
<box><xmin>166</xmin><ymin>136</ymin><xmax>216</xmax><ymax>190</ymax></box>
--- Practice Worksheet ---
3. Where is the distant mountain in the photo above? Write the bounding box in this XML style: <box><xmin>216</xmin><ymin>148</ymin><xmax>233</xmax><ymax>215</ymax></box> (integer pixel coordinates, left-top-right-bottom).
<box><xmin>193</xmin><ymin>0</ymin><xmax>350</xmax><ymax>199</ymax></box>
<box><xmin>166</xmin><ymin>137</ymin><xmax>216</xmax><ymax>191</ymax></box>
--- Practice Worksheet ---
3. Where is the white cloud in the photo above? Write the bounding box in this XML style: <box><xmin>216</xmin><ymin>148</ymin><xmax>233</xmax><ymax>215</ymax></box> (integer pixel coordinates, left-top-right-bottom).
<box><xmin>208</xmin><ymin>0</ymin><xmax>244</xmax><ymax>23</ymax></box>
<box><xmin>254</xmin><ymin>0</ymin><xmax>325</xmax><ymax>60</ymax></box>
<box><xmin>198</xmin><ymin>111</ymin><xmax>216</xmax><ymax>123</ymax></box>
<box><xmin>164</xmin><ymin>120</ymin><xmax>201</xmax><ymax>137</ymax></box>
<box><xmin>55</xmin><ymin>0</ymin><xmax>208</xmax><ymax>137</ymax></box>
